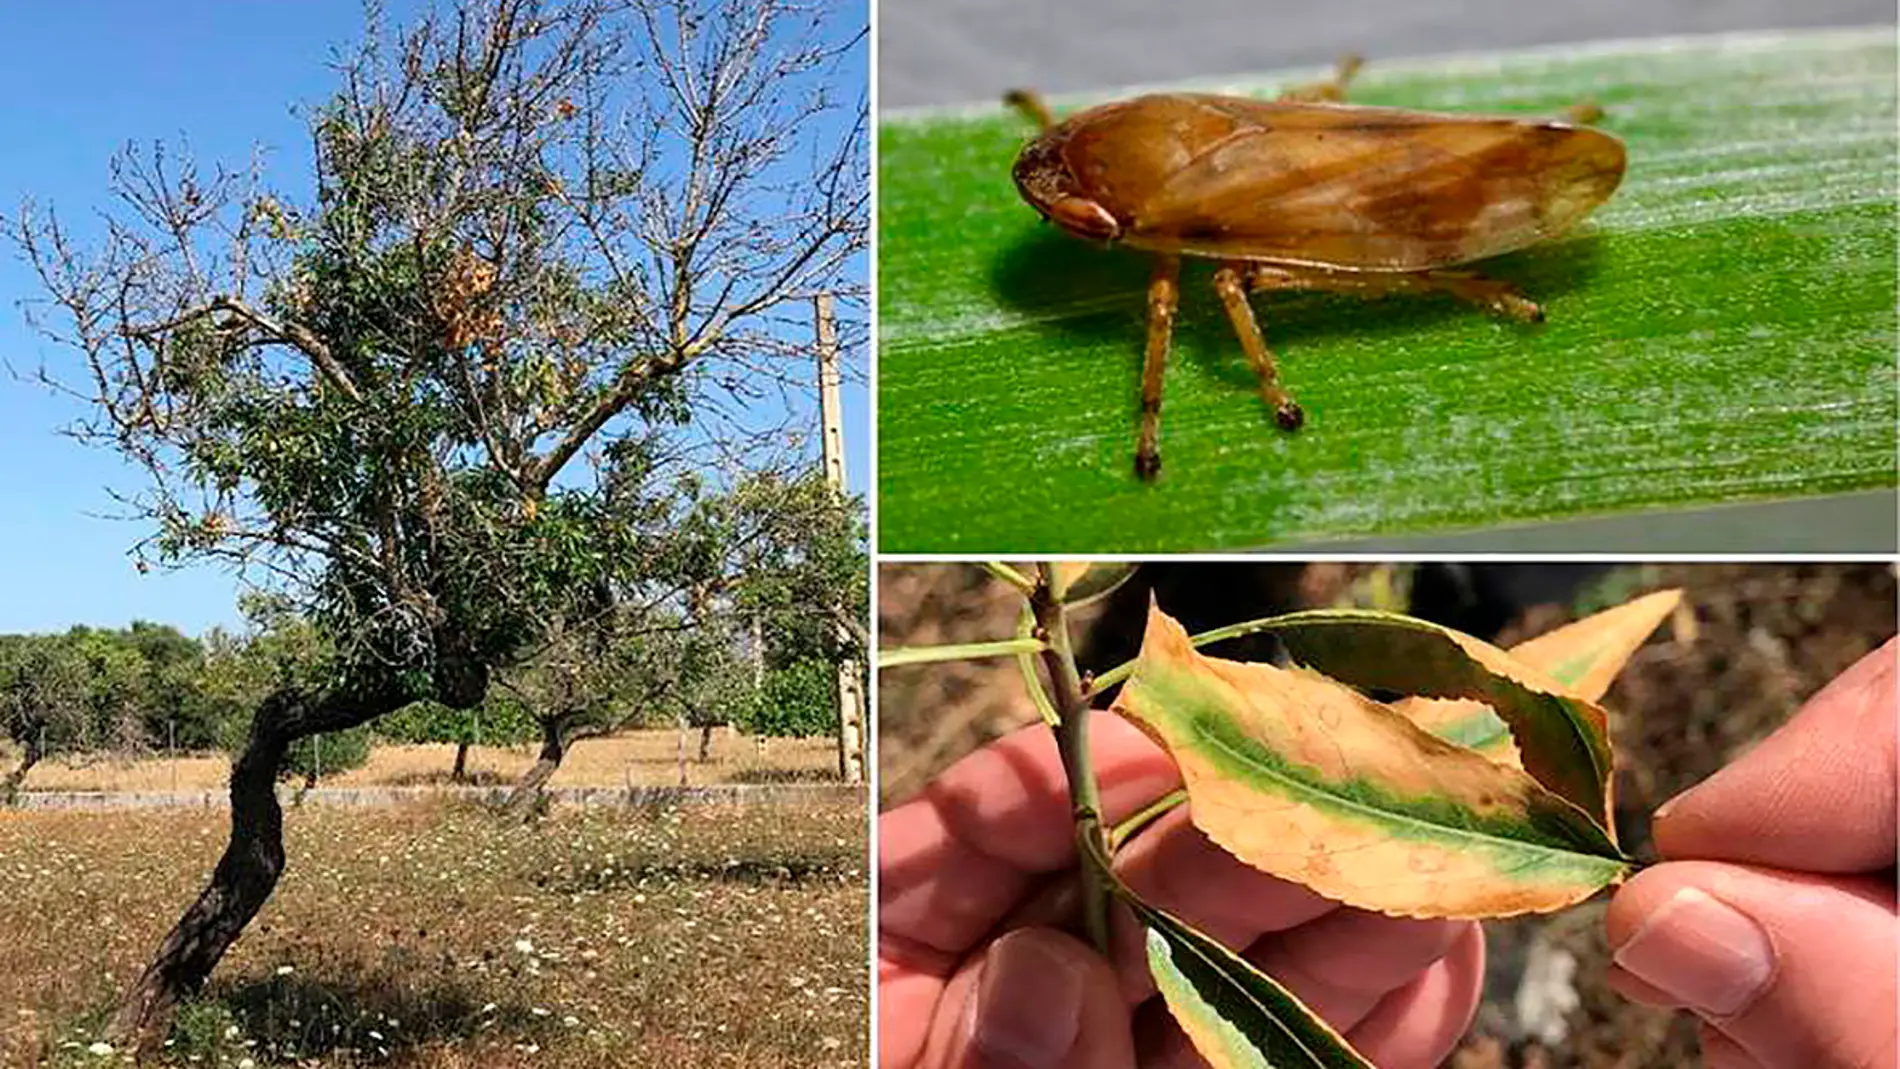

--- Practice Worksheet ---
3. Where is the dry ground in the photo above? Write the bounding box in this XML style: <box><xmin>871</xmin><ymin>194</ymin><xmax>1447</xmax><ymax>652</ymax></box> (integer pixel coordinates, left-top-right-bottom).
<box><xmin>0</xmin><ymin>797</ymin><xmax>867</xmax><ymax>1068</ymax></box>
<box><xmin>7</xmin><ymin>729</ymin><xmax>837</xmax><ymax>794</ymax></box>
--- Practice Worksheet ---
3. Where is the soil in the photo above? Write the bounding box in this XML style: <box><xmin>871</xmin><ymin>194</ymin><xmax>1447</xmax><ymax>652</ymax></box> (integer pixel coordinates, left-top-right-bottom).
<box><xmin>875</xmin><ymin>561</ymin><xmax>1897</xmax><ymax>1068</ymax></box>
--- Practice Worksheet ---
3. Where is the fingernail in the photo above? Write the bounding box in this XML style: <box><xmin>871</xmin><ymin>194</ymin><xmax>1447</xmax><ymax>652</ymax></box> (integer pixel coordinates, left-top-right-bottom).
<box><xmin>1612</xmin><ymin>888</ymin><xmax>1774</xmax><ymax>1017</ymax></box>
<box><xmin>972</xmin><ymin>930</ymin><xmax>1085</xmax><ymax>1068</ymax></box>
<box><xmin>1654</xmin><ymin>774</ymin><xmax>1702</xmax><ymax>826</ymax></box>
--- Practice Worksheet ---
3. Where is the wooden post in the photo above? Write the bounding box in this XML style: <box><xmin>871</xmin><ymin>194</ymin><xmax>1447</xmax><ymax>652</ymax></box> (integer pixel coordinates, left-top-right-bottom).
<box><xmin>814</xmin><ymin>293</ymin><xmax>865</xmax><ymax>786</ymax></box>
<box><xmin>676</xmin><ymin>714</ymin><xmax>688</xmax><ymax>786</ymax></box>
<box><xmin>751</xmin><ymin>613</ymin><xmax>767</xmax><ymax>759</ymax></box>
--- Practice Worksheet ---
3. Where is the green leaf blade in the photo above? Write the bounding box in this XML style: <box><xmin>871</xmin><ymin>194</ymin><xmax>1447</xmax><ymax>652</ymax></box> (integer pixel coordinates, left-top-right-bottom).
<box><xmin>1077</xmin><ymin>823</ymin><xmax>1376</xmax><ymax>1069</ymax></box>
<box><xmin>1140</xmin><ymin>905</ymin><xmax>1377</xmax><ymax>1069</ymax></box>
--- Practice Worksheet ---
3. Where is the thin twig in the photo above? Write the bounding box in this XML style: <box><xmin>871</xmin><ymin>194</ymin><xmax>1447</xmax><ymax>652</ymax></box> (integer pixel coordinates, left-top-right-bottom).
<box><xmin>1030</xmin><ymin>561</ymin><xmax>1111</xmax><ymax>956</ymax></box>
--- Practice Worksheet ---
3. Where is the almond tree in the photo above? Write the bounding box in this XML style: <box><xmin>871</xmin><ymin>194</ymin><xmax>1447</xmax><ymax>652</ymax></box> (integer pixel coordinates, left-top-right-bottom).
<box><xmin>497</xmin><ymin>607</ymin><xmax>724</xmax><ymax>811</ymax></box>
<box><xmin>5</xmin><ymin>0</ymin><xmax>864</xmax><ymax>1049</ymax></box>
<box><xmin>496</xmin><ymin>467</ymin><xmax>857</xmax><ymax>805</ymax></box>
<box><xmin>0</xmin><ymin>635</ymin><xmax>92</xmax><ymax>801</ymax></box>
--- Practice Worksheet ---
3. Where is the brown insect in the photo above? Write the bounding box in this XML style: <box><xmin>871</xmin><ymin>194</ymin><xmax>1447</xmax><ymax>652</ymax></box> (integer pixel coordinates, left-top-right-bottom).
<box><xmin>1008</xmin><ymin>57</ymin><xmax>1626</xmax><ymax>479</ymax></box>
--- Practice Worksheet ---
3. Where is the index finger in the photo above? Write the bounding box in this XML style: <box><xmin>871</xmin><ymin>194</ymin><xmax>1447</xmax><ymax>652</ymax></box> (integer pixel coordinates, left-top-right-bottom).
<box><xmin>879</xmin><ymin>711</ymin><xmax>1181</xmax><ymax>971</ymax></box>
<box><xmin>1653</xmin><ymin>636</ymin><xmax>1896</xmax><ymax>873</ymax></box>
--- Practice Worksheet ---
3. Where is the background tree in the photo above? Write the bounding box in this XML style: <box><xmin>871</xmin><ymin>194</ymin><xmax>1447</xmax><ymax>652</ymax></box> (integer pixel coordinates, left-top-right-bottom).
<box><xmin>0</xmin><ymin>624</ymin><xmax>216</xmax><ymax>796</ymax></box>
<box><xmin>652</xmin><ymin>469</ymin><xmax>865</xmax><ymax>760</ymax></box>
<box><xmin>120</xmin><ymin>621</ymin><xmax>208</xmax><ymax>750</ymax></box>
<box><xmin>676</xmin><ymin>470</ymin><xmax>867</xmax><ymax>661</ymax></box>
<box><xmin>377</xmin><ymin>694</ymin><xmax>539</xmax><ymax>781</ymax></box>
<box><xmin>5</xmin><ymin>0</ymin><xmax>864</xmax><ymax>1048</ymax></box>
<box><xmin>675</xmin><ymin>628</ymin><xmax>759</xmax><ymax>760</ymax></box>
<box><xmin>497</xmin><ymin>605</ymin><xmax>707</xmax><ymax>811</ymax></box>
<box><xmin>736</xmin><ymin>655</ymin><xmax>838</xmax><ymax>739</ymax></box>
<box><xmin>64</xmin><ymin>627</ymin><xmax>155</xmax><ymax>756</ymax></box>
<box><xmin>0</xmin><ymin>635</ymin><xmax>92</xmax><ymax>800</ymax></box>
<box><xmin>686</xmin><ymin>471</ymin><xmax>867</xmax><ymax>762</ymax></box>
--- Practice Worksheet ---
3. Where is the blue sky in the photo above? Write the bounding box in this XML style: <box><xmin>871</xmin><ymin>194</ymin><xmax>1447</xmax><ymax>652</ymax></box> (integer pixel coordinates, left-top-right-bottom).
<box><xmin>0</xmin><ymin>2</ymin><xmax>869</xmax><ymax>637</ymax></box>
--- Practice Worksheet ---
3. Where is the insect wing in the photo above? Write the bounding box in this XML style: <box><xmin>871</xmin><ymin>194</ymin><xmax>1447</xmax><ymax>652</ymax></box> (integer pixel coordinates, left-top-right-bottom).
<box><xmin>1125</xmin><ymin>96</ymin><xmax>1625</xmax><ymax>270</ymax></box>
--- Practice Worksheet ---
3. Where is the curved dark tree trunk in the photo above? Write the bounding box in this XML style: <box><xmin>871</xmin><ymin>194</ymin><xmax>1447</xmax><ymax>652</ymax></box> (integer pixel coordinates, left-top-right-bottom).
<box><xmin>676</xmin><ymin>716</ymin><xmax>687</xmax><ymax>785</ymax></box>
<box><xmin>503</xmin><ymin>715</ymin><xmax>568</xmax><ymax>817</ymax></box>
<box><xmin>108</xmin><ymin>678</ymin><xmax>416</xmax><ymax>1055</ymax></box>
<box><xmin>697</xmin><ymin>721</ymin><xmax>715</xmax><ymax>763</ymax></box>
<box><xmin>3</xmin><ymin>734</ymin><xmax>43</xmax><ymax>805</ymax></box>
<box><xmin>451</xmin><ymin>739</ymin><xmax>472</xmax><ymax>782</ymax></box>
<box><xmin>109</xmin><ymin>717</ymin><xmax>290</xmax><ymax>1052</ymax></box>
<box><xmin>504</xmin><ymin>714</ymin><xmax>606</xmax><ymax>817</ymax></box>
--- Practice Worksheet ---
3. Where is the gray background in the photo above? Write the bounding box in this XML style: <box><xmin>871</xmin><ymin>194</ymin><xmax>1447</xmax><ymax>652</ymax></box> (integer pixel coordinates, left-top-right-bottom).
<box><xmin>881</xmin><ymin>0</ymin><xmax>1893</xmax><ymax>107</ymax></box>
<box><xmin>880</xmin><ymin>1</ymin><xmax>1898</xmax><ymax>551</ymax></box>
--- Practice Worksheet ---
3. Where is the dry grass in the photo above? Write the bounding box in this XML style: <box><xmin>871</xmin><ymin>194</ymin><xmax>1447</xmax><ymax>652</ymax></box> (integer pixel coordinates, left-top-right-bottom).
<box><xmin>0</xmin><ymin>797</ymin><xmax>867</xmax><ymax>1068</ymax></box>
<box><xmin>8</xmin><ymin>729</ymin><xmax>838</xmax><ymax>794</ymax></box>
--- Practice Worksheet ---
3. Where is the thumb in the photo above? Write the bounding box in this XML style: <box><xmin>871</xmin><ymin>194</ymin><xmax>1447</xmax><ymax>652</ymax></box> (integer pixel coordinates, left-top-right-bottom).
<box><xmin>1605</xmin><ymin>861</ymin><xmax>1897</xmax><ymax>1069</ymax></box>
<box><xmin>931</xmin><ymin>927</ymin><xmax>1137</xmax><ymax>1069</ymax></box>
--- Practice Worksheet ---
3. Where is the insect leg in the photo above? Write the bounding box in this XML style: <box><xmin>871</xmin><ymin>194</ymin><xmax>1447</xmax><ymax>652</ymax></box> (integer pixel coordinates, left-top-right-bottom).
<box><xmin>1277</xmin><ymin>53</ymin><xmax>1365</xmax><ymax>103</ymax></box>
<box><xmin>1213</xmin><ymin>263</ymin><xmax>1304</xmax><ymax>431</ymax></box>
<box><xmin>1135</xmin><ymin>254</ymin><xmax>1181</xmax><ymax>479</ymax></box>
<box><xmin>1246</xmin><ymin>264</ymin><xmax>1545</xmax><ymax>323</ymax></box>
<box><xmin>1002</xmin><ymin>89</ymin><xmax>1056</xmax><ymax>131</ymax></box>
<box><xmin>1561</xmin><ymin>101</ymin><xmax>1606</xmax><ymax>125</ymax></box>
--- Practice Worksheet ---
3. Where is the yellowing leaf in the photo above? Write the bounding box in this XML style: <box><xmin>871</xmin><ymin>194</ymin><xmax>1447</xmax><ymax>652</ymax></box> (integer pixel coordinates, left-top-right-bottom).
<box><xmin>1111</xmin><ymin>606</ymin><xmax>1630</xmax><ymax>919</ymax></box>
<box><xmin>1262</xmin><ymin>611</ymin><xmax>1616</xmax><ymax>833</ymax></box>
<box><xmin>1078</xmin><ymin>829</ymin><xmax>1376</xmax><ymax>1069</ymax></box>
<box><xmin>1140</xmin><ymin>905</ymin><xmax>1375</xmax><ymax>1068</ymax></box>
<box><xmin>1511</xmin><ymin>589</ymin><xmax>1684</xmax><ymax>702</ymax></box>
<box><xmin>1393</xmin><ymin>697</ymin><xmax>1520</xmax><ymax>766</ymax></box>
<box><xmin>1394</xmin><ymin>589</ymin><xmax>1684</xmax><ymax>769</ymax></box>
<box><xmin>1048</xmin><ymin>561</ymin><xmax>1137</xmax><ymax>606</ymax></box>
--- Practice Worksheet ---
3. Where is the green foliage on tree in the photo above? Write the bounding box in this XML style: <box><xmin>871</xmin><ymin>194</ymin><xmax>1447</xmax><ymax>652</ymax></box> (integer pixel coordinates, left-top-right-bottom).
<box><xmin>0</xmin><ymin>634</ymin><xmax>93</xmax><ymax>795</ymax></box>
<box><xmin>671</xmin><ymin>470</ymin><xmax>869</xmax><ymax>669</ymax></box>
<box><xmin>736</xmin><ymin>658</ymin><xmax>838</xmax><ymax>739</ymax></box>
<box><xmin>0</xmin><ymin>622</ymin><xmax>222</xmax><ymax>771</ymax></box>
<box><xmin>376</xmin><ymin>696</ymin><xmax>539</xmax><ymax>747</ymax></box>
<box><xmin>280</xmin><ymin>725</ymin><xmax>374</xmax><ymax>781</ymax></box>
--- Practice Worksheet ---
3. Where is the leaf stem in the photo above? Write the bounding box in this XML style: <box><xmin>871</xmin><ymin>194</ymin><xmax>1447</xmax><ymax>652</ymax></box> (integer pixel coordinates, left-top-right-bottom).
<box><xmin>877</xmin><ymin>636</ymin><xmax>1047</xmax><ymax>668</ymax></box>
<box><xmin>1084</xmin><ymin>610</ymin><xmax>1308</xmax><ymax>696</ymax></box>
<box><xmin>981</xmin><ymin>561</ymin><xmax>1038</xmax><ymax>596</ymax></box>
<box><xmin>1030</xmin><ymin>561</ymin><xmax>1112</xmax><ymax>956</ymax></box>
<box><xmin>1014</xmin><ymin>604</ymin><xmax>1060</xmax><ymax>726</ymax></box>
<box><xmin>1109</xmin><ymin>788</ymin><xmax>1187</xmax><ymax>853</ymax></box>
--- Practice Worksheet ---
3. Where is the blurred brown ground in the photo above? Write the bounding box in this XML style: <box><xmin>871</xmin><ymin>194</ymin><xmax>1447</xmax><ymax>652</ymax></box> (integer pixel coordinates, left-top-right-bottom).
<box><xmin>876</xmin><ymin>561</ymin><xmax>1897</xmax><ymax>1069</ymax></box>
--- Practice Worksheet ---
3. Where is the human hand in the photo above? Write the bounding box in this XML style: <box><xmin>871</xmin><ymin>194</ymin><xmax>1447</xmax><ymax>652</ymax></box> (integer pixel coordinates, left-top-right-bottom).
<box><xmin>1606</xmin><ymin>637</ymin><xmax>1897</xmax><ymax>1068</ymax></box>
<box><xmin>879</xmin><ymin>711</ymin><xmax>1484</xmax><ymax>1068</ymax></box>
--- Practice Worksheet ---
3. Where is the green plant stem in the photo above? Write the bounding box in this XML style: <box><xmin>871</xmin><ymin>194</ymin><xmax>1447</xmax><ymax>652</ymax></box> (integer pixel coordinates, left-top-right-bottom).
<box><xmin>1109</xmin><ymin>788</ymin><xmax>1188</xmax><ymax>853</ymax></box>
<box><xmin>981</xmin><ymin>561</ymin><xmax>1038</xmax><ymax>595</ymax></box>
<box><xmin>1084</xmin><ymin>611</ymin><xmax>1307</xmax><ymax>696</ymax></box>
<box><xmin>1014</xmin><ymin>604</ymin><xmax>1061</xmax><ymax>726</ymax></box>
<box><xmin>1030</xmin><ymin>562</ymin><xmax>1112</xmax><ymax>957</ymax></box>
<box><xmin>877</xmin><ymin>636</ymin><xmax>1047</xmax><ymax>668</ymax></box>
